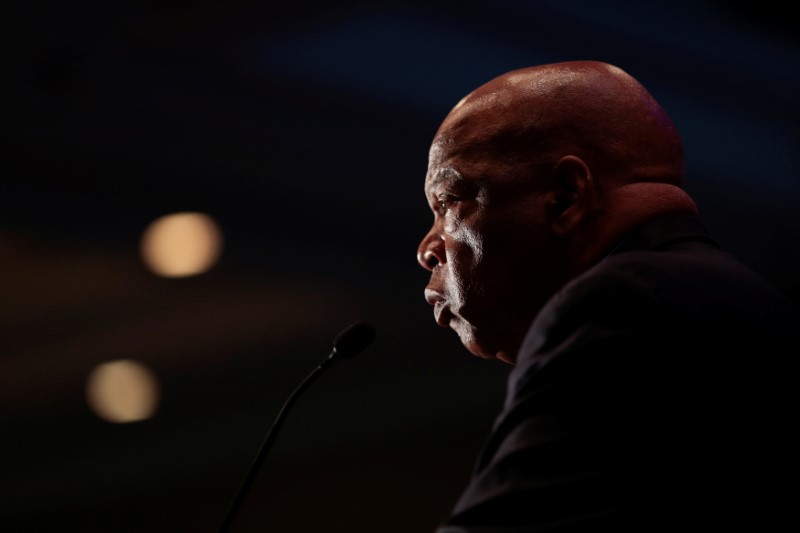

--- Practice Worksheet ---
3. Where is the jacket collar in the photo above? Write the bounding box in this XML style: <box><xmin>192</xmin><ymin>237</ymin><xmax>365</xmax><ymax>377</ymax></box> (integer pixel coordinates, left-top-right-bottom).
<box><xmin>606</xmin><ymin>214</ymin><xmax>720</xmax><ymax>257</ymax></box>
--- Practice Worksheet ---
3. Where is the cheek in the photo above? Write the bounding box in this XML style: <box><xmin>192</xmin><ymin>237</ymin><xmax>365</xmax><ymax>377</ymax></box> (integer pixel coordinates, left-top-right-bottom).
<box><xmin>444</xmin><ymin>213</ymin><xmax>485</xmax><ymax>268</ymax></box>
<box><xmin>443</xmin><ymin>227</ymin><xmax>486</xmax><ymax>306</ymax></box>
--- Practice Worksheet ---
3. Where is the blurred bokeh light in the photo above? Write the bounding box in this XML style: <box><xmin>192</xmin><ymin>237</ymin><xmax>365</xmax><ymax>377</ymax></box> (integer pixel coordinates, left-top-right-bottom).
<box><xmin>140</xmin><ymin>212</ymin><xmax>223</xmax><ymax>278</ymax></box>
<box><xmin>86</xmin><ymin>359</ymin><xmax>160</xmax><ymax>423</ymax></box>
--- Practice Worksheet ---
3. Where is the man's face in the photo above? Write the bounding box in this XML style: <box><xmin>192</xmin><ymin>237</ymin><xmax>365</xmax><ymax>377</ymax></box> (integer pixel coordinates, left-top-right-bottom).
<box><xmin>417</xmin><ymin>128</ymin><xmax>565</xmax><ymax>364</ymax></box>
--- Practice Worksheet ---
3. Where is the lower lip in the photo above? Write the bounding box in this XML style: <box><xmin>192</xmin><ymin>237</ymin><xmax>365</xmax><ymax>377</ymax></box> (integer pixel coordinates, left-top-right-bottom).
<box><xmin>433</xmin><ymin>301</ymin><xmax>451</xmax><ymax>327</ymax></box>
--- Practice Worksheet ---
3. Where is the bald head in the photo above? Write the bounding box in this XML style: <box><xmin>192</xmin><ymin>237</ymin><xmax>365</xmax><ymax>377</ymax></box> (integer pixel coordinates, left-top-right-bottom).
<box><xmin>418</xmin><ymin>61</ymin><xmax>697</xmax><ymax>363</ymax></box>
<box><xmin>434</xmin><ymin>60</ymin><xmax>685</xmax><ymax>189</ymax></box>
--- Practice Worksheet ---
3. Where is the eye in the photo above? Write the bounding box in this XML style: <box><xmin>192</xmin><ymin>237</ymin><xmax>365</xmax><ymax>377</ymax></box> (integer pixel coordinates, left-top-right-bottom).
<box><xmin>435</xmin><ymin>194</ymin><xmax>459</xmax><ymax>215</ymax></box>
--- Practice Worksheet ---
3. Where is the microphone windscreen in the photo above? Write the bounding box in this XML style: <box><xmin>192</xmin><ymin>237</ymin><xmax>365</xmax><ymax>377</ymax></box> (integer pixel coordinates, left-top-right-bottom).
<box><xmin>332</xmin><ymin>320</ymin><xmax>376</xmax><ymax>359</ymax></box>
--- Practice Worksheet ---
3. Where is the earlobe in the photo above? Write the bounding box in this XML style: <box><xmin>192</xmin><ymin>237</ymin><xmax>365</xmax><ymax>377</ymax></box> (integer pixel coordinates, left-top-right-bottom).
<box><xmin>550</xmin><ymin>155</ymin><xmax>592</xmax><ymax>236</ymax></box>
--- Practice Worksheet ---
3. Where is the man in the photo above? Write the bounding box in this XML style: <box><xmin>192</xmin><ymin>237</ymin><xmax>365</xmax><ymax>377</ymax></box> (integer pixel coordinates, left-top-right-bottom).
<box><xmin>417</xmin><ymin>61</ymin><xmax>797</xmax><ymax>531</ymax></box>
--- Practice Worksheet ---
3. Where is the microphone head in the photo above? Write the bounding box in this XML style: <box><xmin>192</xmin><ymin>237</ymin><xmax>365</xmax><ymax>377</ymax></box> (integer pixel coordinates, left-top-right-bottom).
<box><xmin>332</xmin><ymin>320</ymin><xmax>376</xmax><ymax>359</ymax></box>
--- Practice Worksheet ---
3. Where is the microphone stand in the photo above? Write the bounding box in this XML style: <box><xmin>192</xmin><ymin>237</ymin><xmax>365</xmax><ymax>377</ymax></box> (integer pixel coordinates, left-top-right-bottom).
<box><xmin>216</xmin><ymin>320</ymin><xmax>374</xmax><ymax>533</ymax></box>
<box><xmin>216</xmin><ymin>352</ymin><xmax>339</xmax><ymax>533</ymax></box>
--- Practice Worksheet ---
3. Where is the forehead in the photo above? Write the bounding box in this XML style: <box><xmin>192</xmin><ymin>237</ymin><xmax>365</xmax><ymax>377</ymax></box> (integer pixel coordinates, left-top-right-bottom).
<box><xmin>424</xmin><ymin>128</ymin><xmax>518</xmax><ymax>196</ymax></box>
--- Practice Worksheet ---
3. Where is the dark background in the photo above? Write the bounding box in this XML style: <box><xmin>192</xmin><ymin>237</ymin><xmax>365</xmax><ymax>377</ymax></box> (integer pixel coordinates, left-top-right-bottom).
<box><xmin>2</xmin><ymin>1</ymin><xmax>798</xmax><ymax>532</ymax></box>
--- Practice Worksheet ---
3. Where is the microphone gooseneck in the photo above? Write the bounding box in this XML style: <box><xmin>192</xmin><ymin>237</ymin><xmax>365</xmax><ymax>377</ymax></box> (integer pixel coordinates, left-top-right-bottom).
<box><xmin>216</xmin><ymin>320</ymin><xmax>375</xmax><ymax>533</ymax></box>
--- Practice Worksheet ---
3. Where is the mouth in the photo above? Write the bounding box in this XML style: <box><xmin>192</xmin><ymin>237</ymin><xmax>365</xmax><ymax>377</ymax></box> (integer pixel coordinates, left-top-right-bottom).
<box><xmin>425</xmin><ymin>288</ymin><xmax>452</xmax><ymax>328</ymax></box>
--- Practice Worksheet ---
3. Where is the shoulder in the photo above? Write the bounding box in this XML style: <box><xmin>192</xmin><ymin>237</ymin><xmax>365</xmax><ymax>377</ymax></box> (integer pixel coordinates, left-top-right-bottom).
<box><xmin>525</xmin><ymin>244</ymin><xmax>795</xmax><ymax>357</ymax></box>
<box><xmin>514</xmin><ymin>244</ymin><xmax>796</xmax><ymax>386</ymax></box>
<box><xmin>517</xmin><ymin>253</ymin><xmax>665</xmax><ymax>363</ymax></box>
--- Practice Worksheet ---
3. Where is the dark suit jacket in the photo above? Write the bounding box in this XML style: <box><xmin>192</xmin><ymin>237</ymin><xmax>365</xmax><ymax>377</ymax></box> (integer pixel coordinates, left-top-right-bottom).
<box><xmin>437</xmin><ymin>214</ymin><xmax>798</xmax><ymax>532</ymax></box>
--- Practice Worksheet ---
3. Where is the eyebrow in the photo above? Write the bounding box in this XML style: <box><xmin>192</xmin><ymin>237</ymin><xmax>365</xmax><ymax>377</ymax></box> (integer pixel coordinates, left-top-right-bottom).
<box><xmin>425</xmin><ymin>168</ymin><xmax>464</xmax><ymax>195</ymax></box>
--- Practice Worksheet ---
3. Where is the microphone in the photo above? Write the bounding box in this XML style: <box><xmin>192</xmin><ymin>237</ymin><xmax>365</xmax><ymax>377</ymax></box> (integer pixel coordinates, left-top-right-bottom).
<box><xmin>332</xmin><ymin>320</ymin><xmax>377</xmax><ymax>359</ymax></box>
<box><xmin>216</xmin><ymin>320</ymin><xmax>376</xmax><ymax>533</ymax></box>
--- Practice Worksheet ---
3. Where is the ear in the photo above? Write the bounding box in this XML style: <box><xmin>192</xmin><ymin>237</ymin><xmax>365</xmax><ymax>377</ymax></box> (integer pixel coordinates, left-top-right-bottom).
<box><xmin>549</xmin><ymin>155</ymin><xmax>593</xmax><ymax>236</ymax></box>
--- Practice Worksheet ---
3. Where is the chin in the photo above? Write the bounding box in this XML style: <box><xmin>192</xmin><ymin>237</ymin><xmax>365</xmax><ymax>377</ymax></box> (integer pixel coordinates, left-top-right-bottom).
<box><xmin>458</xmin><ymin>325</ymin><xmax>516</xmax><ymax>365</ymax></box>
<box><xmin>467</xmin><ymin>343</ymin><xmax>515</xmax><ymax>365</ymax></box>
<box><xmin>495</xmin><ymin>351</ymin><xmax>516</xmax><ymax>365</ymax></box>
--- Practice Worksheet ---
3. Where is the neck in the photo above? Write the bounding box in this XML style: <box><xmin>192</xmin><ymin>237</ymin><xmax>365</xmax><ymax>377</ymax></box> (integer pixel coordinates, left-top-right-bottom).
<box><xmin>572</xmin><ymin>182</ymin><xmax>698</xmax><ymax>272</ymax></box>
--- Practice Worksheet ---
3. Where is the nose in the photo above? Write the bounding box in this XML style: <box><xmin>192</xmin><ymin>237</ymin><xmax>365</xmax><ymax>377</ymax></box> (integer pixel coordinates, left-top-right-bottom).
<box><xmin>417</xmin><ymin>227</ymin><xmax>444</xmax><ymax>271</ymax></box>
